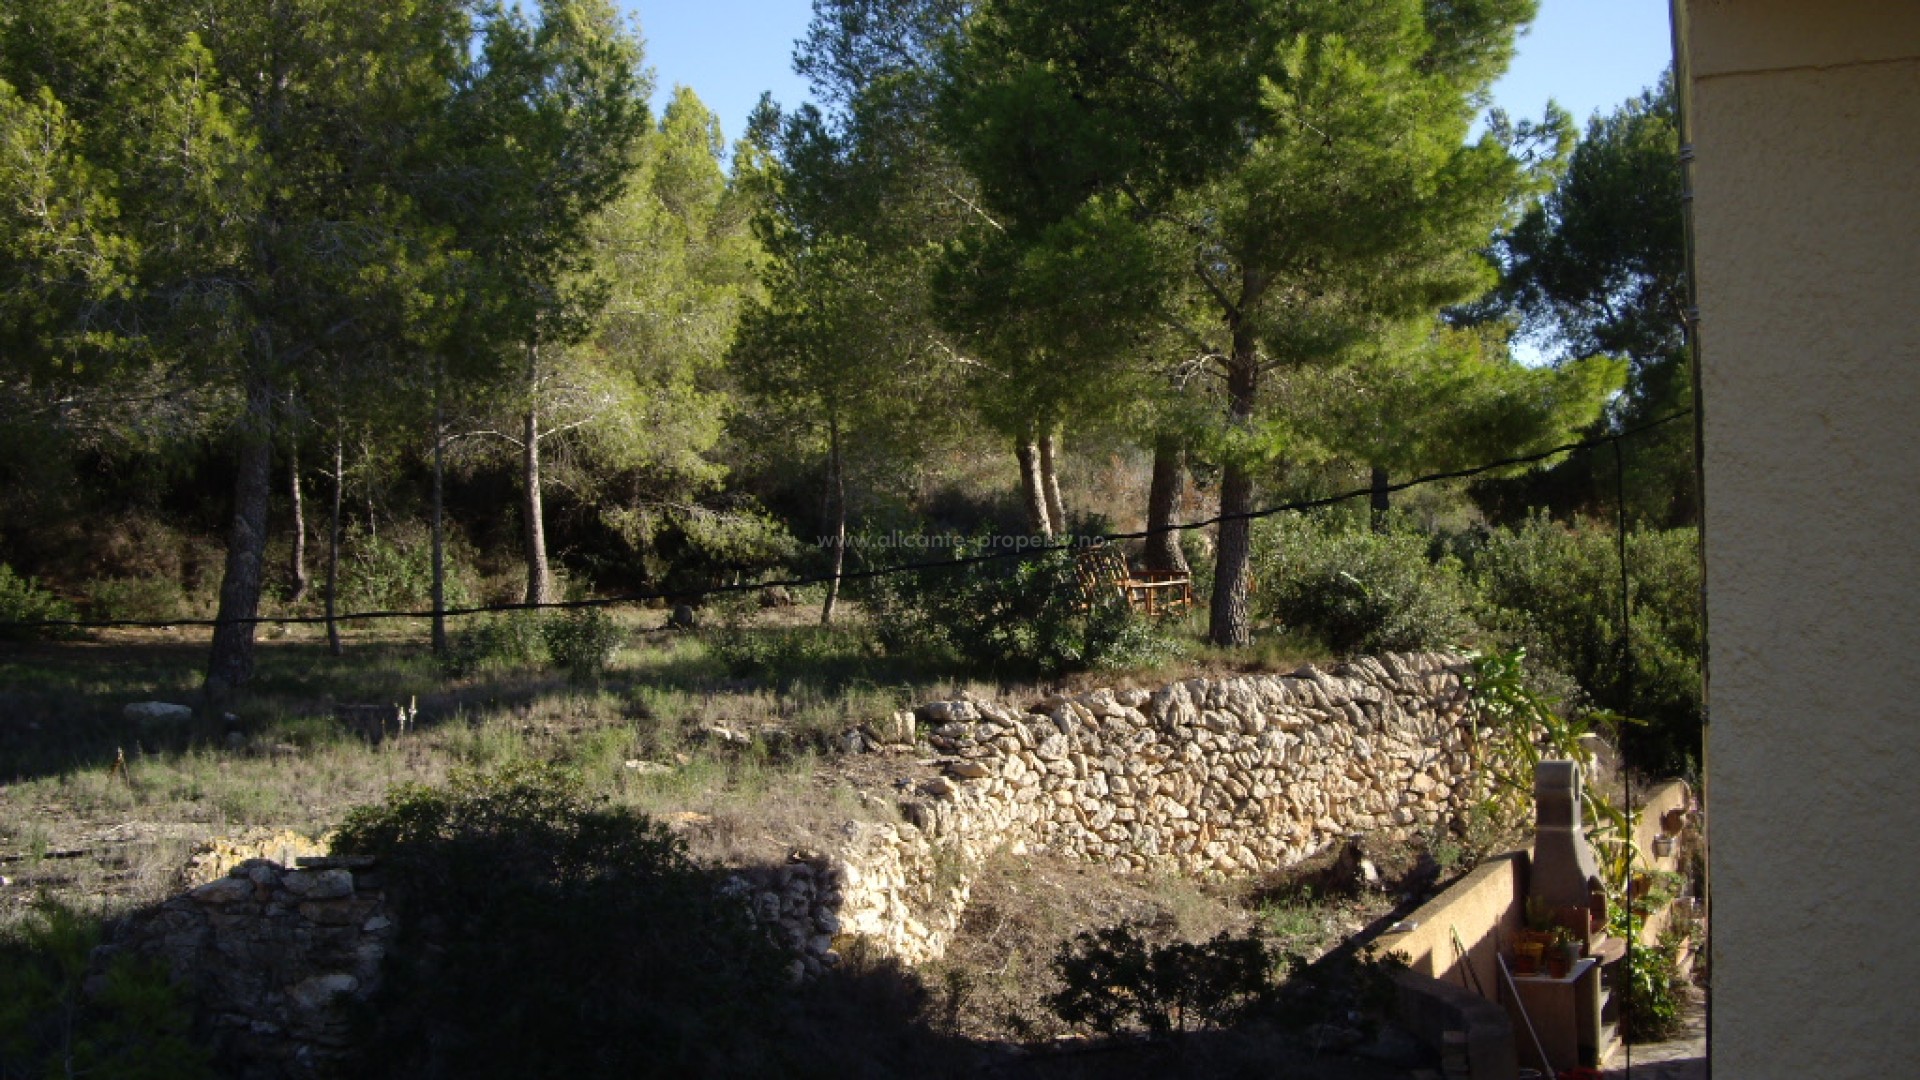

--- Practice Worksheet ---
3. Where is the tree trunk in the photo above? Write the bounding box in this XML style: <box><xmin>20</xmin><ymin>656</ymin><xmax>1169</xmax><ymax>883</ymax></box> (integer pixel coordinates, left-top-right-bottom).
<box><xmin>326</xmin><ymin>434</ymin><xmax>343</xmax><ymax>656</ymax></box>
<box><xmin>1040</xmin><ymin>428</ymin><xmax>1067</xmax><ymax>539</ymax></box>
<box><xmin>522</xmin><ymin>344</ymin><xmax>553</xmax><ymax>607</ymax></box>
<box><xmin>821</xmin><ymin>416</ymin><xmax>847</xmax><ymax>625</ymax></box>
<box><xmin>1144</xmin><ymin>437</ymin><xmax>1190</xmax><ymax>575</ymax></box>
<box><xmin>1370</xmin><ymin>464</ymin><xmax>1390</xmax><ymax>534</ymax></box>
<box><xmin>430</xmin><ymin>368</ymin><xmax>447</xmax><ymax>654</ymax></box>
<box><xmin>1208</xmin><ymin>348</ymin><xmax>1260</xmax><ymax>648</ymax></box>
<box><xmin>206</xmin><ymin>373</ymin><xmax>277</xmax><ymax>695</ymax></box>
<box><xmin>1017</xmin><ymin>435</ymin><xmax>1054</xmax><ymax>539</ymax></box>
<box><xmin>288</xmin><ymin>439</ymin><xmax>308</xmax><ymax>604</ymax></box>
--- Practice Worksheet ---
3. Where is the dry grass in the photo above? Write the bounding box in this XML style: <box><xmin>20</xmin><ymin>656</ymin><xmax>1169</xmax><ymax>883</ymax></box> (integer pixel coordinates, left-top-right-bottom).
<box><xmin>925</xmin><ymin>850</ymin><xmax>1271</xmax><ymax>1044</ymax></box>
<box><xmin>0</xmin><ymin>610</ymin><xmax>1432</xmax><ymax>1068</ymax></box>
<box><xmin>0</xmin><ymin>613</ymin><xmax>976</xmax><ymax>925</ymax></box>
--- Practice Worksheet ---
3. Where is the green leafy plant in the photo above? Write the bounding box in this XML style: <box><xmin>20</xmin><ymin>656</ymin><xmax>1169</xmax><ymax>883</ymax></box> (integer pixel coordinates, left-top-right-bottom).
<box><xmin>85</xmin><ymin>576</ymin><xmax>195</xmax><ymax>623</ymax></box>
<box><xmin>1253</xmin><ymin>513</ymin><xmax>1476</xmax><ymax>656</ymax></box>
<box><xmin>1048</xmin><ymin>922</ymin><xmax>1275</xmax><ymax>1038</ymax></box>
<box><xmin>0</xmin><ymin>899</ymin><xmax>214</xmax><ymax>1078</ymax></box>
<box><xmin>336</xmin><ymin>523</ymin><xmax>476</xmax><ymax>616</ymax></box>
<box><xmin>331</xmin><ymin>763</ymin><xmax>789</xmax><ymax>1078</ymax></box>
<box><xmin>1473</xmin><ymin>517</ymin><xmax>1702</xmax><ymax>774</ymax></box>
<box><xmin>0</xmin><ymin>564</ymin><xmax>82</xmax><ymax>641</ymax></box>
<box><xmin>1466</xmin><ymin>648</ymin><xmax>1640</xmax><ymax>895</ymax></box>
<box><xmin>440</xmin><ymin>611</ymin><xmax>548</xmax><ymax>678</ymax></box>
<box><xmin>703</xmin><ymin>620</ymin><xmax>886</xmax><ymax>689</ymax></box>
<box><xmin>540</xmin><ymin>607</ymin><xmax>626</xmax><ymax>683</ymax></box>
<box><xmin>869</xmin><ymin>540</ymin><xmax>1184</xmax><ymax>677</ymax></box>
<box><xmin>1620</xmin><ymin>934</ymin><xmax>1687</xmax><ymax>1041</ymax></box>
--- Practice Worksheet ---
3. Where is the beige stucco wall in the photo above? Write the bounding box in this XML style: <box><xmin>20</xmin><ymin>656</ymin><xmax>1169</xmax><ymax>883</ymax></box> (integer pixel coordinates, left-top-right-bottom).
<box><xmin>1688</xmin><ymin>1</ymin><xmax>1920</xmax><ymax>1075</ymax></box>
<box><xmin>1380</xmin><ymin>850</ymin><xmax>1526</xmax><ymax>991</ymax></box>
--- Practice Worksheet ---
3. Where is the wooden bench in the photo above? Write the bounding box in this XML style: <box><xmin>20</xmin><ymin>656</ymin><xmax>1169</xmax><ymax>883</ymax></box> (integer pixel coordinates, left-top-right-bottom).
<box><xmin>1074</xmin><ymin>544</ymin><xmax>1193</xmax><ymax>617</ymax></box>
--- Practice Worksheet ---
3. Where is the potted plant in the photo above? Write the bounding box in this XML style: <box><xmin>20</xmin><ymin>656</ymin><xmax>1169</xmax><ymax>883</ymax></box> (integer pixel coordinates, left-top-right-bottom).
<box><xmin>1661</xmin><ymin>805</ymin><xmax>1689</xmax><ymax>834</ymax></box>
<box><xmin>1545</xmin><ymin>926</ymin><xmax>1581</xmax><ymax>979</ymax></box>
<box><xmin>1514</xmin><ymin>897</ymin><xmax>1555</xmax><ymax>975</ymax></box>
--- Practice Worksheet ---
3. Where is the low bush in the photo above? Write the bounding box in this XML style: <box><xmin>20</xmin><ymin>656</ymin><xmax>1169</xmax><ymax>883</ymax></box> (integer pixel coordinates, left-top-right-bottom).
<box><xmin>1252</xmin><ymin>514</ymin><xmax>1477</xmax><ymax>656</ymax></box>
<box><xmin>1474</xmin><ymin>516</ymin><xmax>1702</xmax><ymax>775</ymax></box>
<box><xmin>540</xmin><ymin>607</ymin><xmax>626</xmax><ymax>683</ymax></box>
<box><xmin>868</xmin><ymin>540</ymin><xmax>1186</xmax><ymax>678</ymax></box>
<box><xmin>336</xmin><ymin>523</ymin><xmax>477</xmax><ymax>616</ymax></box>
<box><xmin>86</xmin><ymin>575</ymin><xmax>194</xmax><ymax>623</ymax></box>
<box><xmin>0</xmin><ymin>564</ymin><xmax>81</xmax><ymax>641</ymax></box>
<box><xmin>439</xmin><ymin>611</ymin><xmax>548</xmax><ymax>677</ymax></box>
<box><xmin>0</xmin><ymin>900</ymin><xmax>214</xmax><ymax>1077</ymax></box>
<box><xmin>331</xmin><ymin>763</ymin><xmax>790</xmax><ymax>1079</ymax></box>
<box><xmin>705</xmin><ymin>621</ymin><xmax>886</xmax><ymax>688</ymax></box>
<box><xmin>1619</xmin><ymin>933</ymin><xmax>1687</xmax><ymax>1042</ymax></box>
<box><xmin>1049</xmin><ymin>922</ymin><xmax>1275</xmax><ymax>1038</ymax></box>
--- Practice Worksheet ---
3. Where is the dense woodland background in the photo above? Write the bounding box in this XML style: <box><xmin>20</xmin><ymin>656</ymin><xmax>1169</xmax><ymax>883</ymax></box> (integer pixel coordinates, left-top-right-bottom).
<box><xmin>0</xmin><ymin>0</ymin><xmax>1697</xmax><ymax>770</ymax></box>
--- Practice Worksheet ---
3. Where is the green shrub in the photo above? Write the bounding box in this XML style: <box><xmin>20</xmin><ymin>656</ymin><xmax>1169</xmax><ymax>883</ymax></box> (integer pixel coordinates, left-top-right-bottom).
<box><xmin>541</xmin><ymin>607</ymin><xmax>626</xmax><ymax>683</ymax></box>
<box><xmin>869</xmin><ymin>541</ymin><xmax>1185</xmax><ymax>677</ymax></box>
<box><xmin>440</xmin><ymin>611</ymin><xmax>548</xmax><ymax>678</ymax></box>
<box><xmin>331</xmin><ymin>763</ymin><xmax>789</xmax><ymax>1079</ymax></box>
<box><xmin>0</xmin><ymin>564</ymin><xmax>82</xmax><ymax>641</ymax></box>
<box><xmin>704</xmin><ymin>621</ymin><xmax>885</xmax><ymax>688</ymax></box>
<box><xmin>86</xmin><ymin>576</ymin><xmax>193</xmax><ymax>623</ymax></box>
<box><xmin>1619</xmin><ymin>934</ymin><xmax>1687</xmax><ymax>1042</ymax></box>
<box><xmin>1049</xmin><ymin>923</ymin><xmax>1275</xmax><ymax>1038</ymax></box>
<box><xmin>337</xmin><ymin>523</ymin><xmax>476</xmax><ymax>615</ymax></box>
<box><xmin>0</xmin><ymin>900</ymin><xmax>214</xmax><ymax>1077</ymax></box>
<box><xmin>1252</xmin><ymin>514</ymin><xmax>1476</xmax><ymax>656</ymax></box>
<box><xmin>1474</xmin><ymin>517</ymin><xmax>1702</xmax><ymax>774</ymax></box>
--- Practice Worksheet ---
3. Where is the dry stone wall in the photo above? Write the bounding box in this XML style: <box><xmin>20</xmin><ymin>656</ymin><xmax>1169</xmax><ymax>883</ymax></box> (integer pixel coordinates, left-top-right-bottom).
<box><xmin>93</xmin><ymin>652</ymin><xmax>1485</xmax><ymax>1076</ymax></box>
<box><xmin>917</xmin><ymin>651</ymin><xmax>1480</xmax><ymax>876</ymax></box>
<box><xmin>752</xmin><ymin>651</ymin><xmax>1484</xmax><ymax>968</ymax></box>
<box><xmin>94</xmin><ymin>857</ymin><xmax>390</xmax><ymax>1079</ymax></box>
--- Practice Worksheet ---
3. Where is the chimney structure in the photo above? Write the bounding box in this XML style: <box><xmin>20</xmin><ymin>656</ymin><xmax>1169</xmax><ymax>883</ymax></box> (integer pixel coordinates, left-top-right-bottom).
<box><xmin>1529</xmin><ymin>760</ymin><xmax>1607</xmax><ymax>935</ymax></box>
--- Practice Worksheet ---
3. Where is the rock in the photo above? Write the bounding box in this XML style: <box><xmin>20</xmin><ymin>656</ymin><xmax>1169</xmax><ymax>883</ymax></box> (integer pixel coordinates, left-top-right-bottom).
<box><xmin>916</xmin><ymin>700</ymin><xmax>978</xmax><ymax>724</ymax></box>
<box><xmin>283</xmin><ymin>868</ymin><xmax>354</xmax><ymax>900</ymax></box>
<box><xmin>875</xmin><ymin>711</ymin><xmax>915</xmax><ymax>745</ymax></box>
<box><xmin>1029</xmin><ymin>693</ymin><xmax>1070</xmax><ymax>715</ymax></box>
<box><xmin>624</xmin><ymin>759</ymin><xmax>674</xmax><ymax>775</ymax></box>
<box><xmin>190</xmin><ymin>877</ymin><xmax>256</xmax><ymax>905</ymax></box>
<box><xmin>697</xmin><ymin>724</ymin><xmax>750</xmax><ymax>747</ymax></box>
<box><xmin>946</xmin><ymin>760</ymin><xmax>992</xmax><ymax>780</ymax></box>
<box><xmin>299</xmin><ymin>900</ymin><xmax>360</xmax><ymax>926</ymax></box>
<box><xmin>124</xmin><ymin>701</ymin><xmax>193</xmax><ymax>727</ymax></box>
<box><xmin>1305</xmin><ymin>1023</ymin><xmax>1366</xmax><ymax>1052</ymax></box>
<box><xmin>286</xmin><ymin>972</ymin><xmax>359</xmax><ymax>1012</ymax></box>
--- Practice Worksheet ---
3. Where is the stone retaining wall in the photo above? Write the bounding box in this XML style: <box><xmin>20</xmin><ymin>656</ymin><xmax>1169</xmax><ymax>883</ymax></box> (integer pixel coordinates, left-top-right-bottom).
<box><xmin>754</xmin><ymin>651</ymin><xmax>1484</xmax><ymax>968</ymax></box>
<box><xmin>95</xmin><ymin>652</ymin><xmax>1488</xmax><ymax>1074</ymax></box>
<box><xmin>95</xmin><ymin>857</ymin><xmax>390</xmax><ymax>1079</ymax></box>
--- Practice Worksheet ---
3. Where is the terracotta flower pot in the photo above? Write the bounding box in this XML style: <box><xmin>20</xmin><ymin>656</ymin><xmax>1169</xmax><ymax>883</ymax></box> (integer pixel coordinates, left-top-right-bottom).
<box><xmin>1545</xmin><ymin>943</ymin><xmax>1579</xmax><ymax>979</ymax></box>
<box><xmin>1514</xmin><ymin>940</ymin><xmax>1545</xmax><ymax>976</ymax></box>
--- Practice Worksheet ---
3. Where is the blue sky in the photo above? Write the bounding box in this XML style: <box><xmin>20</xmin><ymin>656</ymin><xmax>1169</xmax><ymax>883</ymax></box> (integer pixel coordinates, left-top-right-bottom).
<box><xmin>622</xmin><ymin>0</ymin><xmax>1676</xmax><ymax>149</ymax></box>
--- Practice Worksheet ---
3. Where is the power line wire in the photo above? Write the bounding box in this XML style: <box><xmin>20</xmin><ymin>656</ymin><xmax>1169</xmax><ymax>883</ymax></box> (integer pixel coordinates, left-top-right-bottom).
<box><xmin>0</xmin><ymin>409</ymin><xmax>1693</xmax><ymax>634</ymax></box>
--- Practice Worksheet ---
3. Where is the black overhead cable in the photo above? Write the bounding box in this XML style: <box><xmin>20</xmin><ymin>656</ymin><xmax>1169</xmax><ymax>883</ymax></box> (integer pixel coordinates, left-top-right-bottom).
<box><xmin>0</xmin><ymin>409</ymin><xmax>1694</xmax><ymax>634</ymax></box>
